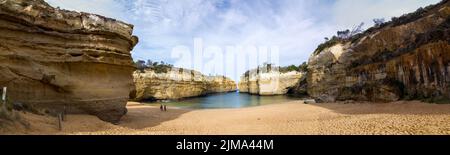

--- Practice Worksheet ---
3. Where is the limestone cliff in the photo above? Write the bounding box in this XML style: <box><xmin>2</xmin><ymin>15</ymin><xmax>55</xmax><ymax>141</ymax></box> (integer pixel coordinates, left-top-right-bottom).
<box><xmin>0</xmin><ymin>0</ymin><xmax>138</xmax><ymax>123</ymax></box>
<box><xmin>307</xmin><ymin>0</ymin><xmax>450</xmax><ymax>102</ymax></box>
<box><xmin>238</xmin><ymin>66</ymin><xmax>304</xmax><ymax>95</ymax></box>
<box><xmin>132</xmin><ymin>68</ymin><xmax>237</xmax><ymax>101</ymax></box>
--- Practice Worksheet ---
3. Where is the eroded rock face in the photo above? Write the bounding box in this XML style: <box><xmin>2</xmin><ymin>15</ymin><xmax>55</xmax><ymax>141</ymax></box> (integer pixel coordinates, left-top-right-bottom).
<box><xmin>238</xmin><ymin>67</ymin><xmax>304</xmax><ymax>95</ymax></box>
<box><xmin>307</xmin><ymin>1</ymin><xmax>450</xmax><ymax>102</ymax></box>
<box><xmin>0</xmin><ymin>0</ymin><xmax>138</xmax><ymax>123</ymax></box>
<box><xmin>132</xmin><ymin>68</ymin><xmax>237</xmax><ymax>101</ymax></box>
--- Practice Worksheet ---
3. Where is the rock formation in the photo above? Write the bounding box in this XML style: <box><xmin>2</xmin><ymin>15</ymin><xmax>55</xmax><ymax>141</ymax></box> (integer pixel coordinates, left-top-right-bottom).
<box><xmin>0</xmin><ymin>0</ymin><xmax>138</xmax><ymax>123</ymax></box>
<box><xmin>306</xmin><ymin>0</ymin><xmax>450</xmax><ymax>102</ymax></box>
<box><xmin>132</xmin><ymin>68</ymin><xmax>237</xmax><ymax>101</ymax></box>
<box><xmin>238</xmin><ymin>66</ymin><xmax>304</xmax><ymax>95</ymax></box>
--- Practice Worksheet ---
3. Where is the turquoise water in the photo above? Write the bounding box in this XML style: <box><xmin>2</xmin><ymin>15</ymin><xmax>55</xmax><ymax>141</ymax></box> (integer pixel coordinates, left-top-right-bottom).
<box><xmin>144</xmin><ymin>91</ymin><xmax>300</xmax><ymax>109</ymax></box>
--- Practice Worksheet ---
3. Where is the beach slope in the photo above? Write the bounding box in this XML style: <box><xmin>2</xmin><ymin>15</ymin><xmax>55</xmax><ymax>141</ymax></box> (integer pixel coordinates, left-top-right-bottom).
<box><xmin>1</xmin><ymin>101</ymin><xmax>449</xmax><ymax>135</ymax></box>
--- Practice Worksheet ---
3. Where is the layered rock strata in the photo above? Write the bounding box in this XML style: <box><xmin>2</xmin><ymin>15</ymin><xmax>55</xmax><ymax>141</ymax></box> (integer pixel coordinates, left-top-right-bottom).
<box><xmin>238</xmin><ymin>67</ymin><xmax>304</xmax><ymax>95</ymax></box>
<box><xmin>132</xmin><ymin>68</ymin><xmax>237</xmax><ymax>101</ymax></box>
<box><xmin>0</xmin><ymin>0</ymin><xmax>138</xmax><ymax>123</ymax></box>
<box><xmin>307</xmin><ymin>0</ymin><xmax>450</xmax><ymax>102</ymax></box>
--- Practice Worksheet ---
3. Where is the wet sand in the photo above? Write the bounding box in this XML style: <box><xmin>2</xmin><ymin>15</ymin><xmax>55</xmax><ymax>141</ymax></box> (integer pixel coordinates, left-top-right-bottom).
<box><xmin>1</xmin><ymin>101</ymin><xmax>450</xmax><ymax>135</ymax></box>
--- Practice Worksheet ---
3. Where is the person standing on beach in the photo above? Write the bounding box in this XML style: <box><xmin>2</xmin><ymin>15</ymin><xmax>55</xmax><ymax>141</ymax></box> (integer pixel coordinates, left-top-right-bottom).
<box><xmin>160</xmin><ymin>104</ymin><xmax>163</xmax><ymax>111</ymax></box>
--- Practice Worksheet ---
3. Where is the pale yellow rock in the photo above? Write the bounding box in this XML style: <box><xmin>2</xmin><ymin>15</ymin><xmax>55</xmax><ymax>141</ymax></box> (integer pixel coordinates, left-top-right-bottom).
<box><xmin>0</xmin><ymin>0</ymin><xmax>138</xmax><ymax>123</ymax></box>
<box><xmin>133</xmin><ymin>68</ymin><xmax>237</xmax><ymax>100</ymax></box>
<box><xmin>238</xmin><ymin>66</ymin><xmax>304</xmax><ymax>95</ymax></box>
<box><xmin>306</xmin><ymin>1</ymin><xmax>450</xmax><ymax>102</ymax></box>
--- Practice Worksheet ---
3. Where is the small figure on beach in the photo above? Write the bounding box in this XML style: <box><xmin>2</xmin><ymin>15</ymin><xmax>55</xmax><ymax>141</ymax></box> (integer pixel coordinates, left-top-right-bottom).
<box><xmin>160</xmin><ymin>104</ymin><xmax>163</xmax><ymax>111</ymax></box>
<box><xmin>163</xmin><ymin>105</ymin><xmax>167</xmax><ymax>111</ymax></box>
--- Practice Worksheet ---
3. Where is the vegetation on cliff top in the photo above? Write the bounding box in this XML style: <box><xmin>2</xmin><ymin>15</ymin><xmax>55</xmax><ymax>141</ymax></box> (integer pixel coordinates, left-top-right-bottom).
<box><xmin>243</xmin><ymin>62</ymin><xmax>308</xmax><ymax>77</ymax></box>
<box><xmin>134</xmin><ymin>59</ymin><xmax>174</xmax><ymax>73</ymax></box>
<box><xmin>313</xmin><ymin>22</ymin><xmax>365</xmax><ymax>55</ymax></box>
<box><xmin>280</xmin><ymin>62</ymin><xmax>308</xmax><ymax>73</ymax></box>
<box><xmin>313</xmin><ymin>0</ymin><xmax>447</xmax><ymax>55</ymax></box>
<box><xmin>349</xmin><ymin>14</ymin><xmax>450</xmax><ymax>68</ymax></box>
<box><xmin>133</xmin><ymin>60</ymin><xmax>233</xmax><ymax>80</ymax></box>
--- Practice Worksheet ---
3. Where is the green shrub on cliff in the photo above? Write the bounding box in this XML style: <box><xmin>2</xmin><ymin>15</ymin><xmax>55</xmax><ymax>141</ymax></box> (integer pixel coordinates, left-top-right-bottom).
<box><xmin>279</xmin><ymin>62</ymin><xmax>307</xmax><ymax>73</ymax></box>
<box><xmin>298</xmin><ymin>62</ymin><xmax>308</xmax><ymax>72</ymax></box>
<box><xmin>314</xmin><ymin>22</ymin><xmax>366</xmax><ymax>55</ymax></box>
<box><xmin>0</xmin><ymin>104</ymin><xmax>20</xmax><ymax>122</ymax></box>
<box><xmin>0</xmin><ymin>99</ymin><xmax>30</xmax><ymax>129</ymax></box>
<box><xmin>313</xmin><ymin>0</ymin><xmax>446</xmax><ymax>56</ymax></box>
<box><xmin>313</xmin><ymin>36</ymin><xmax>342</xmax><ymax>55</ymax></box>
<box><xmin>280</xmin><ymin>65</ymin><xmax>298</xmax><ymax>73</ymax></box>
<box><xmin>242</xmin><ymin>62</ymin><xmax>308</xmax><ymax>75</ymax></box>
<box><xmin>134</xmin><ymin>59</ymin><xmax>174</xmax><ymax>73</ymax></box>
<box><xmin>135</xmin><ymin>60</ymin><xmax>146</xmax><ymax>73</ymax></box>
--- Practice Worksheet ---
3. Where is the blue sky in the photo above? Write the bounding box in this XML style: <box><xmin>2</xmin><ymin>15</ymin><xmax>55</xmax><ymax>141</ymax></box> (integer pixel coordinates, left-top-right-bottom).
<box><xmin>45</xmin><ymin>0</ymin><xmax>440</xmax><ymax>81</ymax></box>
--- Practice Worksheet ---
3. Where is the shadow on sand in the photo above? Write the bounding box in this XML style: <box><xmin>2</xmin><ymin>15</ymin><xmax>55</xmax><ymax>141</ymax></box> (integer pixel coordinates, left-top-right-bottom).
<box><xmin>308</xmin><ymin>100</ymin><xmax>450</xmax><ymax>115</ymax></box>
<box><xmin>115</xmin><ymin>101</ymin><xmax>450</xmax><ymax>130</ymax></box>
<box><xmin>117</xmin><ymin>103</ymin><xmax>191</xmax><ymax>130</ymax></box>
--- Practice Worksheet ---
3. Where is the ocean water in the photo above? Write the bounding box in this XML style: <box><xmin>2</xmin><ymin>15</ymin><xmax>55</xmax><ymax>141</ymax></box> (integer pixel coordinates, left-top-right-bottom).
<box><xmin>144</xmin><ymin>91</ymin><xmax>300</xmax><ymax>109</ymax></box>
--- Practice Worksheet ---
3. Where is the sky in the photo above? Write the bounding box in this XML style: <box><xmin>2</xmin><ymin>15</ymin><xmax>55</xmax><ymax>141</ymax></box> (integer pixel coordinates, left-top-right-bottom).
<box><xmin>45</xmin><ymin>0</ymin><xmax>441</xmax><ymax>81</ymax></box>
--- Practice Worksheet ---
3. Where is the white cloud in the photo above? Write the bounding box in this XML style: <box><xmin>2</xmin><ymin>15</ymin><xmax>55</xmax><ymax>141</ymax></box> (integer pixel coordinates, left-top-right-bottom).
<box><xmin>332</xmin><ymin>0</ymin><xmax>441</xmax><ymax>30</ymax></box>
<box><xmin>44</xmin><ymin>0</ymin><xmax>442</xmax><ymax>81</ymax></box>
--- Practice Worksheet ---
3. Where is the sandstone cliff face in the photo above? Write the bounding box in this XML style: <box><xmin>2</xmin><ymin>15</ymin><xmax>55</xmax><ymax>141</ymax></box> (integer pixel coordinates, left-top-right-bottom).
<box><xmin>132</xmin><ymin>68</ymin><xmax>237</xmax><ymax>101</ymax></box>
<box><xmin>307</xmin><ymin>1</ymin><xmax>450</xmax><ymax>102</ymax></box>
<box><xmin>238</xmin><ymin>67</ymin><xmax>304</xmax><ymax>95</ymax></box>
<box><xmin>0</xmin><ymin>0</ymin><xmax>138</xmax><ymax>123</ymax></box>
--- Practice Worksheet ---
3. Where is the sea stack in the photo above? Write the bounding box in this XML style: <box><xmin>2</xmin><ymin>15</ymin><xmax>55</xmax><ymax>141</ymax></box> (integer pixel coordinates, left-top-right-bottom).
<box><xmin>0</xmin><ymin>0</ymin><xmax>138</xmax><ymax>123</ymax></box>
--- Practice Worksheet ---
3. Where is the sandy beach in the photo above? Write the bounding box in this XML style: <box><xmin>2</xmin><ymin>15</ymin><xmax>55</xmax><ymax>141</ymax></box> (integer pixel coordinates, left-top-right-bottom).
<box><xmin>1</xmin><ymin>101</ymin><xmax>450</xmax><ymax>135</ymax></box>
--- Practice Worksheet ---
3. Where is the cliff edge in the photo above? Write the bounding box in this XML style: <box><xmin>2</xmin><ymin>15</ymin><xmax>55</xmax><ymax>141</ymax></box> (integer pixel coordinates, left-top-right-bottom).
<box><xmin>132</xmin><ymin>68</ymin><xmax>237</xmax><ymax>101</ymax></box>
<box><xmin>307</xmin><ymin>0</ymin><xmax>449</xmax><ymax>102</ymax></box>
<box><xmin>0</xmin><ymin>0</ymin><xmax>138</xmax><ymax>123</ymax></box>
